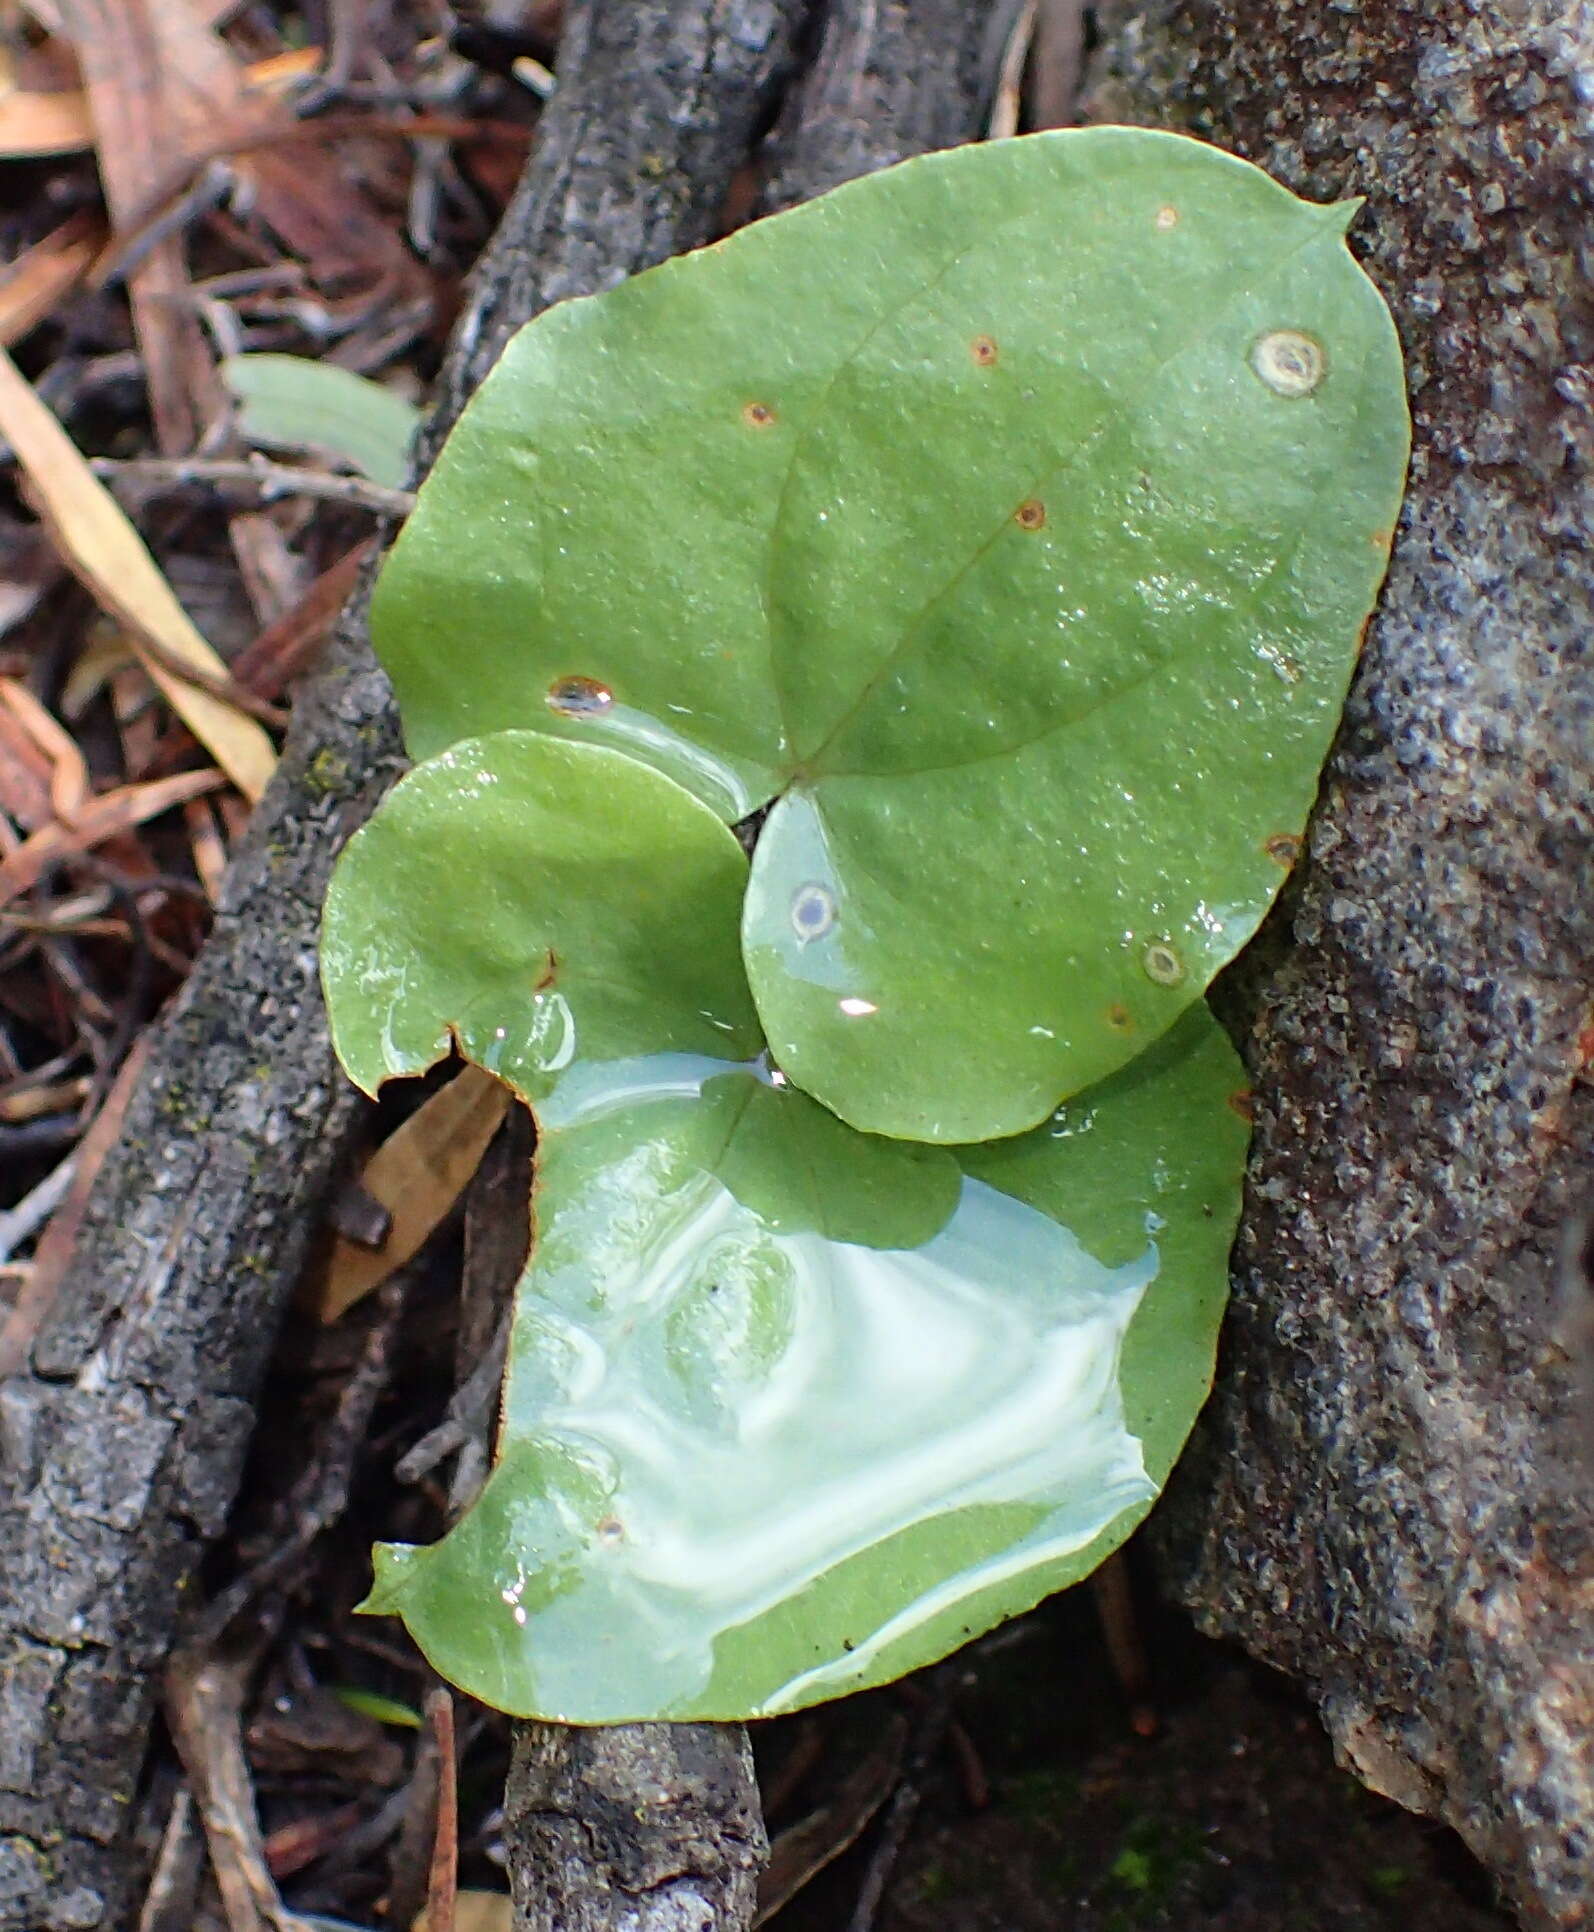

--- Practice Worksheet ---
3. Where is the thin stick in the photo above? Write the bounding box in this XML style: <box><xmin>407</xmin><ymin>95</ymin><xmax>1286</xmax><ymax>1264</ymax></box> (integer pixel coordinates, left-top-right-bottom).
<box><xmin>92</xmin><ymin>455</ymin><xmax>415</xmax><ymax>520</ymax></box>
<box><xmin>424</xmin><ymin>1689</ymin><xmax>459</xmax><ymax>1932</ymax></box>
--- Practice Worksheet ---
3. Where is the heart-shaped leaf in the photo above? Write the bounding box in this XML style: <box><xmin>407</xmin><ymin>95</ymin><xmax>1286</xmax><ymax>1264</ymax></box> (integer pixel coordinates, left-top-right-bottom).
<box><xmin>323</xmin><ymin>732</ymin><xmax>1247</xmax><ymax>1719</ymax></box>
<box><xmin>370</xmin><ymin>127</ymin><xmax>1407</xmax><ymax>1140</ymax></box>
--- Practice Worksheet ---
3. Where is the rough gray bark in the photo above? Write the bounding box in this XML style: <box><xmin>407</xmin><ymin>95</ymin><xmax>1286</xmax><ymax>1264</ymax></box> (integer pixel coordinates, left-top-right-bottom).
<box><xmin>757</xmin><ymin>0</ymin><xmax>995</xmax><ymax>208</ymax></box>
<box><xmin>505</xmin><ymin>1724</ymin><xmax>769</xmax><ymax>1932</ymax></box>
<box><xmin>1078</xmin><ymin>7</ymin><xmax>1594</xmax><ymax>1927</ymax></box>
<box><xmin>498</xmin><ymin>5</ymin><xmax>994</xmax><ymax>1928</ymax></box>
<box><xmin>0</xmin><ymin>7</ymin><xmax>807</xmax><ymax>1927</ymax></box>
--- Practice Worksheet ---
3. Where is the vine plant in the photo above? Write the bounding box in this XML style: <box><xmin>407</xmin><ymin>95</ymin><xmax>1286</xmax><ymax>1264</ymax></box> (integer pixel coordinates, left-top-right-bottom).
<box><xmin>321</xmin><ymin>128</ymin><xmax>1408</xmax><ymax>1723</ymax></box>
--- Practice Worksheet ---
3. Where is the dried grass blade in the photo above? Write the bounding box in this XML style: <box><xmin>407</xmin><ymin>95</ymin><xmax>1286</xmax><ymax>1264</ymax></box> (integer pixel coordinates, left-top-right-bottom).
<box><xmin>0</xmin><ymin>765</ymin><xmax>224</xmax><ymax>904</ymax></box>
<box><xmin>0</xmin><ymin>84</ymin><xmax>94</xmax><ymax>156</ymax></box>
<box><xmin>0</xmin><ymin>348</ymin><xmax>277</xmax><ymax>799</ymax></box>
<box><xmin>0</xmin><ymin>213</ymin><xmax>103</xmax><ymax>346</ymax></box>
<box><xmin>0</xmin><ymin>677</ymin><xmax>90</xmax><ymax>823</ymax></box>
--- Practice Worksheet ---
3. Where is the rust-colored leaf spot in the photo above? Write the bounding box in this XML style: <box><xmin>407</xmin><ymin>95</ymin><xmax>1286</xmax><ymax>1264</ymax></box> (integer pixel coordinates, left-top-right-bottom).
<box><xmin>534</xmin><ymin>947</ymin><xmax>559</xmax><ymax>992</ymax></box>
<box><xmin>595</xmin><ymin>1515</ymin><xmax>625</xmax><ymax>1543</ymax></box>
<box><xmin>1155</xmin><ymin>204</ymin><xmax>1179</xmax><ymax>230</ymax></box>
<box><xmin>547</xmin><ymin>675</ymin><xmax>613</xmax><ymax>715</ymax></box>
<box><xmin>970</xmin><ymin>334</ymin><xmax>998</xmax><ymax>366</ymax></box>
<box><xmin>1371</xmin><ymin>527</ymin><xmax>1393</xmax><ymax>551</ymax></box>
<box><xmin>742</xmin><ymin>401</ymin><xmax>777</xmax><ymax>428</ymax></box>
<box><xmin>1264</xmin><ymin>832</ymin><xmax>1301</xmax><ymax>868</ymax></box>
<box><xmin>1105</xmin><ymin>1003</ymin><xmax>1135</xmax><ymax>1032</ymax></box>
<box><xmin>1227</xmin><ymin>1089</ymin><xmax>1256</xmax><ymax>1121</ymax></box>
<box><xmin>1015</xmin><ymin>498</ymin><xmax>1046</xmax><ymax>531</ymax></box>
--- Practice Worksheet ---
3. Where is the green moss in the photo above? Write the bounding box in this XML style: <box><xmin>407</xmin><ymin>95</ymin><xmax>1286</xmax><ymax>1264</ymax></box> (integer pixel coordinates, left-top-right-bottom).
<box><xmin>1099</xmin><ymin>1813</ymin><xmax>1205</xmax><ymax>1910</ymax></box>
<box><xmin>305</xmin><ymin>745</ymin><xmax>351</xmax><ymax>796</ymax></box>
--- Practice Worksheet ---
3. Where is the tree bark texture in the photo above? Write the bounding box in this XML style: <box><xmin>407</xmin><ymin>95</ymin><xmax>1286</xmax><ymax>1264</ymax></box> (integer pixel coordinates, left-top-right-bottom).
<box><xmin>0</xmin><ymin>7</ymin><xmax>808</xmax><ymax>1927</ymax></box>
<box><xmin>757</xmin><ymin>0</ymin><xmax>997</xmax><ymax>209</ymax></box>
<box><xmin>504</xmin><ymin>1724</ymin><xmax>768</xmax><ymax>1932</ymax></box>
<box><xmin>497</xmin><ymin>5</ymin><xmax>995</xmax><ymax>1929</ymax></box>
<box><xmin>1079</xmin><ymin>7</ymin><xmax>1593</xmax><ymax>1926</ymax></box>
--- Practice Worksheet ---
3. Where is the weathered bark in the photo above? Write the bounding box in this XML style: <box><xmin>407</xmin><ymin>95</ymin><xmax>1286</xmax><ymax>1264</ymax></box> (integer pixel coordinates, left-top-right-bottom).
<box><xmin>1078</xmin><ymin>7</ymin><xmax>1594</xmax><ymax>1927</ymax></box>
<box><xmin>0</xmin><ymin>7</ymin><xmax>808</xmax><ymax>1927</ymax></box>
<box><xmin>757</xmin><ymin>0</ymin><xmax>996</xmax><ymax>208</ymax></box>
<box><xmin>497</xmin><ymin>5</ymin><xmax>995</xmax><ymax>1928</ymax></box>
<box><xmin>504</xmin><ymin>1724</ymin><xmax>769</xmax><ymax>1932</ymax></box>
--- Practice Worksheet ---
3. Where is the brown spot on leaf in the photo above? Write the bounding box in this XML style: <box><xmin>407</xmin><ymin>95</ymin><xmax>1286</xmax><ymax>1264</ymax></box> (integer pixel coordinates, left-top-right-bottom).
<box><xmin>1265</xmin><ymin>832</ymin><xmax>1302</xmax><ymax>867</ymax></box>
<box><xmin>1015</xmin><ymin>498</ymin><xmax>1046</xmax><ymax>531</ymax></box>
<box><xmin>1228</xmin><ymin>1089</ymin><xmax>1256</xmax><ymax>1121</ymax></box>
<box><xmin>548</xmin><ymin>675</ymin><xmax>613</xmax><ymax>715</ymax></box>
<box><xmin>742</xmin><ymin>401</ymin><xmax>776</xmax><ymax>428</ymax></box>
<box><xmin>595</xmin><ymin>1515</ymin><xmax>624</xmax><ymax>1543</ymax></box>
<box><xmin>970</xmin><ymin>334</ymin><xmax>998</xmax><ymax>366</ymax></box>
<box><xmin>534</xmin><ymin>949</ymin><xmax>559</xmax><ymax>992</ymax></box>
<box><xmin>1155</xmin><ymin>204</ymin><xmax>1179</xmax><ymax>230</ymax></box>
<box><xmin>1106</xmin><ymin>1003</ymin><xmax>1135</xmax><ymax>1032</ymax></box>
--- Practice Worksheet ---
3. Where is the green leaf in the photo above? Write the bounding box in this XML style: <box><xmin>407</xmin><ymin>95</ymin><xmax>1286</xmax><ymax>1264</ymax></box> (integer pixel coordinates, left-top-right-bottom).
<box><xmin>222</xmin><ymin>352</ymin><xmax>418</xmax><ymax>489</ymax></box>
<box><xmin>321</xmin><ymin>733</ymin><xmax>762</xmax><ymax>1103</ymax></box>
<box><xmin>370</xmin><ymin>126</ymin><xmax>1407</xmax><ymax>1141</ymax></box>
<box><xmin>331</xmin><ymin>1686</ymin><xmax>423</xmax><ymax>1729</ymax></box>
<box><xmin>362</xmin><ymin>1004</ymin><xmax>1246</xmax><ymax>1721</ymax></box>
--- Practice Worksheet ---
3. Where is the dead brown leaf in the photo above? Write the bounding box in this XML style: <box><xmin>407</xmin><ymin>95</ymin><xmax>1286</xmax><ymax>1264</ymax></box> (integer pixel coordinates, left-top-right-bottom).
<box><xmin>0</xmin><ymin>213</ymin><xmax>104</xmax><ymax>347</ymax></box>
<box><xmin>0</xmin><ymin>764</ymin><xmax>224</xmax><ymax>904</ymax></box>
<box><xmin>0</xmin><ymin>697</ymin><xmax>55</xmax><ymax>836</ymax></box>
<box><xmin>0</xmin><ymin>677</ymin><xmax>89</xmax><ymax>823</ymax></box>
<box><xmin>231</xmin><ymin>542</ymin><xmax>370</xmax><ymax>700</ymax></box>
<box><xmin>311</xmin><ymin>1066</ymin><xmax>511</xmax><ymax>1323</ymax></box>
<box><xmin>0</xmin><ymin>84</ymin><xmax>93</xmax><ymax>156</ymax></box>
<box><xmin>56</xmin><ymin>0</ymin><xmax>221</xmax><ymax>451</ymax></box>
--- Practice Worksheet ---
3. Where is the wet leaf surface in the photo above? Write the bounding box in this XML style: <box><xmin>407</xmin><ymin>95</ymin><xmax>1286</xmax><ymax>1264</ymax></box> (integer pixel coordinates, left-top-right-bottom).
<box><xmin>324</xmin><ymin>735</ymin><xmax>1246</xmax><ymax>1719</ymax></box>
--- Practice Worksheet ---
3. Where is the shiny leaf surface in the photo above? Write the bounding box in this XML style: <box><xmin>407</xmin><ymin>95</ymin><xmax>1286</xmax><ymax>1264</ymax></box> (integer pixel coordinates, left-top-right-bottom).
<box><xmin>362</xmin><ymin>1006</ymin><xmax>1245</xmax><ymax>1720</ymax></box>
<box><xmin>371</xmin><ymin>127</ymin><xmax>1407</xmax><ymax>1140</ymax></box>
<box><xmin>321</xmin><ymin>732</ymin><xmax>762</xmax><ymax>1103</ymax></box>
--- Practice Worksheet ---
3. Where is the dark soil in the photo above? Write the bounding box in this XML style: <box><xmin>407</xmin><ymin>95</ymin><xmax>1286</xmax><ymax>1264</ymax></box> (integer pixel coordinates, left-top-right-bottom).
<box><xmin>756</xmin><ymin>1575</ymin><xmax>1511</xmax><ymax>1932</ymax></box>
